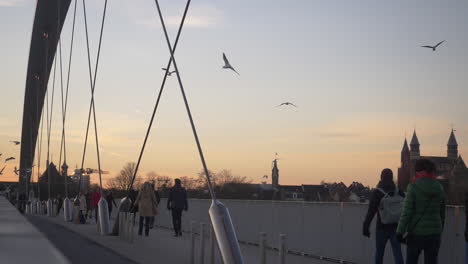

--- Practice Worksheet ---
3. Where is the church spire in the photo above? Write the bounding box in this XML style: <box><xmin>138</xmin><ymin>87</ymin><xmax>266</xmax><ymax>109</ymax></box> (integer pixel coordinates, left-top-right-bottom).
<box><xmin>410</xmin><ymin>130</ymin><xmax>420</xmax><ymax>159</ymax></box>
<box><xmin>401</xmin><ymin>138</ymin><xmax>410</xmax><ymax>165</ymax></box>
<box><xmin>447</xmin><ymin>129</ymin><xmax>458</xmax><ymax>159</ymax></box>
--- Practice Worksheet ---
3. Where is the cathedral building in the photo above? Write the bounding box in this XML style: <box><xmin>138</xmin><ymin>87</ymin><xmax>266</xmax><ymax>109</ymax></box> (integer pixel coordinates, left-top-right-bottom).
<box><xmin>398</xmin><ymin>129</ymin><xmax>468</xmax><ymax>204</ymax></box>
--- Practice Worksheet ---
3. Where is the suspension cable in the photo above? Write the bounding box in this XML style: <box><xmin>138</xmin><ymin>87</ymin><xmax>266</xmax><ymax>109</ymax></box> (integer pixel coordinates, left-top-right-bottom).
<box><xmin>154</xmin><ymin>0</ymin><xmax>216</xmax><ymax>199</ymax></box>
<box><xmin>58</xmin><ymin>0</ymin><xmax>77</xmax><ymax>198</ymax></box>
<box><xmin>127</xmin><ymin>0</ymin><xmax>192</xmax><ymax>194</ymax></box>
<box><xmin>80</xmin><ymin>0</ymin><xmax>108</xmax><ymax>194</ymax></box>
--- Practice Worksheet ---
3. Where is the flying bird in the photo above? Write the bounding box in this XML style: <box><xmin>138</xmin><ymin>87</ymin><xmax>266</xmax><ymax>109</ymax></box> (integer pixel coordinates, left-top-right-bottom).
<box><xmin>421</xmin><ymin>40</ymin><xmax>445</xmax><ymax>51</ymax></box>
<box><xmin>222</xmin><ymin>53</ymin><xmax>240</xmax><ymax>75</ymax></box>
<box><xmin>161</xmin><ymin>68</ymin><xmax>177</xmax><ymax>76</ymax></box>
<box><xmin>10</xmin><ymin>141</ymin><xmax>20</xmax><ymax>145</ymax></box>
<box><xmin>5</xmin><ymin>157</ymin><xmax>15</xmax><ymax>162</ymax></box>
<box><xmin>0</xmin><ymin>166</ymin><xmax>5</xmax><ymax>175</ymax></box>
<box><xmin>276</xmin><ymin>102</ymin><xmax>298</xmax><ymax>108</ymax></box>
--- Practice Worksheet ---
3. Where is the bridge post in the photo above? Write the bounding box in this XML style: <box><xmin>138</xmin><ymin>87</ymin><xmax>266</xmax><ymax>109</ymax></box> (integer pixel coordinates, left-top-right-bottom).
<box><xmin>210</xmin><ymin>226</ymin><xmax>215</xmax><ymax>264</ymax></box>
<box><xmin>200</xmin><ymin>222</ymin><xmax>205</xmax><ymax>264</ymax></box>
<box><xmin>190</xmin><ymin>221</ymin><xmax>196</xmax><ymax>264</ymax></box>
<box><xmin>260</xmin><ymin>232</ymin><xmax>267</xmax><ymax>264</ymax></box>
<box><xmin>279</xmin><ymin>234</ymin><xmax>286</xmax><ymax>264</ymax></box>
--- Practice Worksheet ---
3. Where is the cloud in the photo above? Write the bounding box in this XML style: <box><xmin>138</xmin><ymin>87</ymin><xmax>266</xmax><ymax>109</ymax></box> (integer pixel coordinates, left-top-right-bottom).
<box><xmin>0</xmin><ymin>0</ymin><xmax>24</xmax><ymax>7</ymax></box>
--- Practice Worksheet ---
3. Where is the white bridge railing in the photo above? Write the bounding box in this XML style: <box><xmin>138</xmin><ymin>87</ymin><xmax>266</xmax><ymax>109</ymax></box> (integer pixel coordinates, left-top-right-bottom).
<box><xmin>153</xmin><ymin>198</ymin><xmax>464</xmax><ymax>264</ymax></box>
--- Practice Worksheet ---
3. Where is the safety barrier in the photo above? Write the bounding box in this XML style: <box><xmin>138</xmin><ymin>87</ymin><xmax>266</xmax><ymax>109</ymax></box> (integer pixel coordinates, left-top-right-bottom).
<box><xmin>118</xmin><ymin>212</ymin><xmax>134</xmax><ymax>243</ymax></box>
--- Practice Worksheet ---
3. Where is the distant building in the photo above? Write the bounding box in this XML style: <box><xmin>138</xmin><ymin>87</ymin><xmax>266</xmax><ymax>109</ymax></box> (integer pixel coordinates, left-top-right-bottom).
<box><xmin>70</xmin><ymin>168</ymin><xmax>90</xmax><ymax>191</ymax></box>
<box><xmin>398</xmin><ymin>129</ymin><xmax>468</xmax><ymax>204</ymax></box>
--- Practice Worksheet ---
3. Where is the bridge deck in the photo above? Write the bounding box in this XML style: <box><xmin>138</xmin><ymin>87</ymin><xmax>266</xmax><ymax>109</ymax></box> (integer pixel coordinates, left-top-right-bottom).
<box><xmin>34</xmin><ymin>212</ymin><xmax>323</xmax><ymax>264</ymax></box>
<box><xmin>0</xmin><ymin>197</ymin><xmax>69</xmax><ymax>264</ymax></box>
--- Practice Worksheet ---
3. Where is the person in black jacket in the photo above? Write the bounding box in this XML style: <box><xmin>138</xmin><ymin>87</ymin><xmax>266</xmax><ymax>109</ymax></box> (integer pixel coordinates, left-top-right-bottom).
<box><xmin>167</xmin><ymin>178</ymin><xmax>188</xmax><ymax>237</ymax></box>
<box><xmin>363</xmin><ymin>168</ymin><xmax>405</xmax><ymax>264</ymax></box>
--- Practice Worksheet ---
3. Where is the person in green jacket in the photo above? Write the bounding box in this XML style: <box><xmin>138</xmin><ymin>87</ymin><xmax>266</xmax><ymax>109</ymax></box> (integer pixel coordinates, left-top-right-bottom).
<box><xmin>396</xmin><ymin>159</ymin><xmax>445</xmax><ymax>264</ymax></box>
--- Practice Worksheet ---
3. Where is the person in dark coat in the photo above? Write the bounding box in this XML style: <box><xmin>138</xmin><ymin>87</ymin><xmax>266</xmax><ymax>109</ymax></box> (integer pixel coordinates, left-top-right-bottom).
<box><xmin>167</xmin><ymin>178</ymin><xmax>188</xmax><ymax>237</ymax></box>
<box><xmin>363</xmin><ymin>168</ymin><xmax>405</xmax><ymax>264</ymax></box>
<box><xmin>105</xmin><ymin>191</ymin><xmax>117</xmax><ymax>217</ymax></box>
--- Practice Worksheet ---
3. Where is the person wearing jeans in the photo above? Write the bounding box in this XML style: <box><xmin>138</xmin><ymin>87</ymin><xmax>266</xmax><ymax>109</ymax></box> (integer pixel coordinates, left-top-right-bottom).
<box><xmin>363</xmin><ymin>168</ymin><xmax>404</xmax><ymax>264</ymax></box>
<box><xmin>397</xmin><ymin>159</ymin><xmax>445</xmax><ymax>264</ymax></box>
<box><xmin>135</xmin><ymin>182</ymin><xmax>158</xmax><ymax>237</ymax></box>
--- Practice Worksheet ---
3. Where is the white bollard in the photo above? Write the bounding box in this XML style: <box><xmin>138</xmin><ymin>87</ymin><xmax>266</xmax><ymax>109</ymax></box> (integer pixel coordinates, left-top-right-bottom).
<box><xmin>128</xmin><ymin>213</ymin><xmax>134</xmax><ymax>243</ymax></box>
<box><xmin>118</xmin><ymin>213</ymin><xmax>123</xmax><ymax>239</ymax></box>
<box><xmin>210</xmin><ymin>226</ymin><xmax>215</xmax><ymax>264</ymax></box>
<box><xmin>98</xmin><ymin>198</ymin><xmax>110</xmax><ymax>235</ymax></box>
<box><xmin>279</xmin><ymin>234</ymin><xmax>286</xmax><ymax>264</ymax></box>
<box><xmin>200</xmin><ymin>223</ymin><xmax>206</xmax><ymax>264</ymax></box>
<box><xmin>63</xmin><ymin>198</ymin><xmax>72</xmax><ymax>221</ymax></box>
<box><xmin>190</xmin><ymin>221</ymin><xmax>196</xmax><ymax>264</ymax></box>
<box><xmin>47</xmin><ymin>199</ymin><xmax>53</xmax><ymax>216</ymax></box>
<box><xmin>260</xmin><ymin>232</ymin><xmax>267</xmax><ymax>264</ymax></box>
<box><xmin>209</xmin><ymin>199</ymin><xmax>244</xmax><ymax>264</ymax></box>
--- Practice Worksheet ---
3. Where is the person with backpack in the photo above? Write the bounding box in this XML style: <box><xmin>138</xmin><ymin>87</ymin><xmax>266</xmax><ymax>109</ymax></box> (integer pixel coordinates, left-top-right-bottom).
<box><xmin>363</xmin><ymin>168</ymin><xmax>405</xmax><ymax>264</ymax></box>
<box><xmin>396</xmin><ymin>159</ymin><xmax>445</xmax><ymax>264</ymax></box>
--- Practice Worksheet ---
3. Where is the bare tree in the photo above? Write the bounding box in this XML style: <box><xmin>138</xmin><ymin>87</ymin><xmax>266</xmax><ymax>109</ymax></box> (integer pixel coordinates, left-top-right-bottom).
<box><xmin>197</xmin><ymin>169</ymin><xmax>250</xmax><ymax>191</ymax></box>
<box><xmin>106</xmin><ymin>162</ymin><xmax>142</xmax><ymax>191</ymax></box>
<box><xmin>179</xmin><ymin>176</ymin><xmax>198</xmax><ymax>190</ymax></box>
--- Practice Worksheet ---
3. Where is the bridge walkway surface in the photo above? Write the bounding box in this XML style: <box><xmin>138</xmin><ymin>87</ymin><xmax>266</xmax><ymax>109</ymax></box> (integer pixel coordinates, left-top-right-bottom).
<box><xmin>30</xmin><ymin>212</ymin><xmax>326</xmax><ymax>264</ymax></box>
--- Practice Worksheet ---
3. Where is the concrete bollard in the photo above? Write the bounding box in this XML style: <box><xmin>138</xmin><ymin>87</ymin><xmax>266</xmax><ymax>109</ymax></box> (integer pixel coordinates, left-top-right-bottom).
<box><xmin>118</xmin><ymin>213</ymin><xmax>123</xmax><ymax>239</ymax></box>
<box><xmin>47</xmin><ymin>199</ymin><xmax>53</xmax><ymax>216</ymax></box>
<box><xmin>190</xmin><ymin>221</ymin><xmax>196</xmax><ymax>264</ymax></box>
<box><xmin>260</xmin><ymin>232</ymin><xmax>267</xmax><ymax>264</ymax></box>
<box><xmin>63</xmin><ymin>198</ymin><xmax>72</xmax><ymax>221</ymax></box>
<box><xmin>98</xmin><ymin>198</ymin><xmax>110</xmax><ymax>235</ymax></box>
<box><xmin>200</xmin><ymin>223</ymin><xmax>206</xmax><ymax>264</ymax></box>
<box><xmin>279</xmin><ymin>234</ymin><xmax>286</xmax><ymax>264</ymax></box>
<box><xmin>210</xmin><ymin>226</ymin><xmax>215</xmax><ymax>264</ymax></box>
<box><xmin>127</xmin><ymin>213</ymin><xmax>134</xmax><ymax>243</ymax></box>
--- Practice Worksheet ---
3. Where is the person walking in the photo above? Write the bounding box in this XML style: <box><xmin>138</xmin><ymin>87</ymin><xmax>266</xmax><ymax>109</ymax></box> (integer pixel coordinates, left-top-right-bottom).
<box><xmin>105</xmin><ymin>191</ymin><xmax>117</xmax><ymax>218</ymax></box>
<box><xmin>363</xmin><ymin>168</ymin><xmax>405</xmax><ymax>264</ymax></box>
<box><xmin>149</xmin><ymin>183</ymin><xmax>161</xmax><ymax>229</ymax></box>
<box><xmin>79</xmin><ymin>192</ymin><xmax>87</xmax><ymax>224</ymax></box>
<box><xmin>85</xmin><ymin>191</ymin><xmax>92</xmax><ymax>219</ymax></box>
<box><xmin>134</xmin><ymin>182</ymin><xmax>159</xmax><ymax>236</ymax></box>
<box><xmin>56</xmin><ymin>194</ymin><xmax>64</xmax><ymax>216</ymax></box>
<box><xmin>397</xmin><ymin>159</ymin><xmax>446</xmax><ymax>264</ymax></box>
<box><xmin>91</xmin><ymin>187</ymin><xmax>101</xmax><ymax>224</ymax></box>
<box><xmin>167</xmin><ymin>178</ymin><xmax>188</xmax><ymax>237</ymax></box>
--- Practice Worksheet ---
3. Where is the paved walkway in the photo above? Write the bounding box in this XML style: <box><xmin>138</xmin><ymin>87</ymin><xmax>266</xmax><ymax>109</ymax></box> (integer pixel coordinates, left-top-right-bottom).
<box><xmin>31</xmin><ymin>213</ymin><xmax>325</xmax><ymax>264</ymax></box>
<box><xmin>27</xmin><ymin>215</ymin><xmax>136</xmax><ymax>264</ymax></box>
<box><xmin>0</xmin><ymin>197</ymin><xmax>69</xmax><ymax>264</ymax></box>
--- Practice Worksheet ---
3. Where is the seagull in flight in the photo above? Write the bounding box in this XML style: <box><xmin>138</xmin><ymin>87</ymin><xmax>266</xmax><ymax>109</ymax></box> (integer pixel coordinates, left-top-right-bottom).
<box><xmin>222</xmin><ymin>53</ymin><xmax>240</xmax><ymax>75</ymax></box>
<box><xmin>276</xmin><ymin>102</ymin><xmax>298</xmax><ymax>108</ymax></box>
<box><xmin>421</xmin><ymin>40</ymin><xmax>445</xmax><ymax>51</ymax></box>
<box><xmin>5</xmin><ymin>157</ymin><xmax>15</xmax><ymax>162</ymax></box>
<box><xmin>0</xmin><ymin>166</ymin><xmax>5</xmax><ymax>175</ymax></box>
<box><xmin>10</xmin><ymin>141</ymin><xmax>20</xmax><ymax>145</ymax></box>
<box><xmin>161</xmin><ymin>68</ymin><xmax>177</xmax><ymax>76</ymax></box>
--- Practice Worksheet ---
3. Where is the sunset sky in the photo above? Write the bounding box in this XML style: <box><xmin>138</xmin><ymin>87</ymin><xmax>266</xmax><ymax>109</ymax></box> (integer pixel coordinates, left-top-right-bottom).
<box><xmin>1</xmin><ymin>0</ymin><xmax>468</xmax><ymax>187</ymax></box>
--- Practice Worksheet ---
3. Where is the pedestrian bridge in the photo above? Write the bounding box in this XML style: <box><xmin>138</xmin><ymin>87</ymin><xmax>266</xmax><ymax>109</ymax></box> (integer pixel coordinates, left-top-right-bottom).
<box><xmin>1</xmin><ymin>196</ymin><xmax>465</xmax><ymax>264</ymax></box>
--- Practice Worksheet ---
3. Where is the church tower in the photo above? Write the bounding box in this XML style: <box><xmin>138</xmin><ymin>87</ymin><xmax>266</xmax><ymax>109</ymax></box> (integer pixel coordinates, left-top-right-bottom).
<box><xmin>447</xmin><ymin>129</ymin><xmax>458</xmax><ymax>159</ymax></box>
<box><xmin>272</xmin><ymin>159</ymin><xmax>279</xmax><ymax>189</ymax></box>
<box><xmin>398</xmin><ymin>138</ymin><xmax>412</xmax><ymax>191</ymax></box>
<box><xmin>401</xmin><ymin>138</ymin><xmax>410</xmax><ymax>165</ymax></box>
<box><xmin>410</xmin><ymin>130</ymin><xmax>420</xmax><ymax>160</ymax></box>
